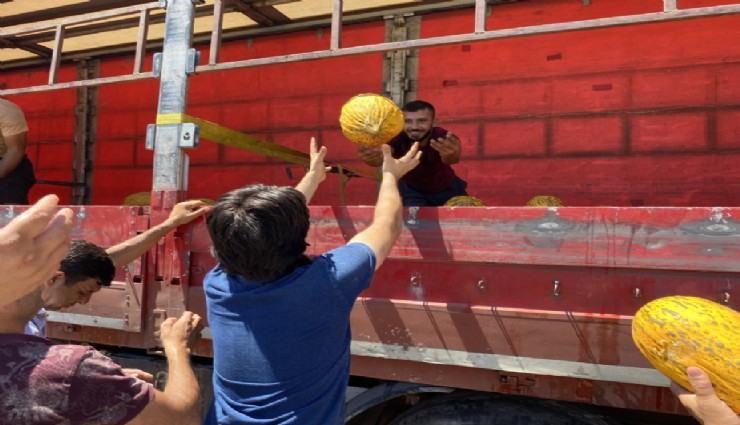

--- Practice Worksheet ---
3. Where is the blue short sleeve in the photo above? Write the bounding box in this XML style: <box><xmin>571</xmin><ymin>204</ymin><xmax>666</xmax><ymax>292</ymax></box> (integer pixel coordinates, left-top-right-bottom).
<box><xmin>321</xmin><ymin>242</ymin><xmax>376</xmax><ymax>305</ymax></box>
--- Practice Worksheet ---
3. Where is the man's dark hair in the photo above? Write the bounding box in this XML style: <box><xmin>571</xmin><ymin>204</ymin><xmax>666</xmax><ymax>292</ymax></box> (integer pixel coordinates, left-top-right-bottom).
<box><xmin>207</xmin><ymin>184</ymin><xmax>311</xmax><ymax>282</ymax></box>
<box><xmin>60</xmin><ymin>240</ymin><xmax>116</xmax><ymax>287</ymax></box>
<box><xmin>402</xmin><ymin>100</ymin><xmax>435</xmax><ymax>118</ymax></box>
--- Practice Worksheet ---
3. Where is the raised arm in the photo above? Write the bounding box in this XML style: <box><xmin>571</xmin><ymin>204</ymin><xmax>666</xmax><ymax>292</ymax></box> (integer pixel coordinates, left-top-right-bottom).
<box><xmin>107</xmin><ymin>200</ymin><xmax>211</xmax><ymax>268</ymax></box>
<box><xmin>294</xmin><ymin>137</ymin><xmax>329</xmax><ymax>205</ymax></box>
<box><xmin>350</xmin><ymin>143</ymin><xmax>420</xmax><ymax>270</ymax></box>
<box><xmin>0</xmin><ymin>195</ymin><xmax>73</xmax><ymax>306</ymax></box>
<box><xmin>128</xmin><ymin>311</ymin><xmax>203</xmax><ymax>425</ymax></box>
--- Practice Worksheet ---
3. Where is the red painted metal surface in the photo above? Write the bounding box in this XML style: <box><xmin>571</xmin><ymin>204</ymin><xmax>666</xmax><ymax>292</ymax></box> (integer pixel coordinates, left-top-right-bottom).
<box><xmin>11</xmin><ymin>202</ymin><xmax>733</xmax><ymax>415</ymax></box>
<box><xmin>1</xmin><ymin>0</ymin><xmax>738</xmax><ymax>417</ymax></box>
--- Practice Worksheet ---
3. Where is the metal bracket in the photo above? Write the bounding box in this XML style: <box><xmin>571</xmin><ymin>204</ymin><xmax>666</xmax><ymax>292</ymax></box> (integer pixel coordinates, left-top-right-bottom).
<box><xmin>186</xmin><ymin>48</ymin><xmax>200</xmax><ymax>74</ymax></box>
<box><xmin>178</xmin><ymin>122</ymin><xmax>199</xmax><ymax>148</ymax></box>
<box><xmin>153</xmin><ymin>49</ymin><xmax>198</xmax><ymax>76</ymax></box>
<box><xmin>145</xmin><ymin>123</ymin><xmax>157</xmax><ymax>150</ymax></box>
<box><xmin>405</xmin><ymin>206</ymin><xmax>420</xmax><ymax>228</ymax></box>
<box><xmin>552</xmin><ymin>280</ymin><xmax>561</xmax><ymax>297</ymax></box>
<box><xmin>152</xmin><ymin>52</ymin><xmax>162</xmax><ymax>77</ymax></box>
<box><xmin>146</xmin><ymin>123</ymin><xmax>199</xmax><ymax>149</ymax></box>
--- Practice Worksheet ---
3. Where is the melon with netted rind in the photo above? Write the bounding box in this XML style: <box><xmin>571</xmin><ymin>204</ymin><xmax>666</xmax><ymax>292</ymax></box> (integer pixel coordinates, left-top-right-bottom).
<box><xmin>339</xmin><ymin>94</ymin><xmax>404</xmax><ymax>146</ymax></box>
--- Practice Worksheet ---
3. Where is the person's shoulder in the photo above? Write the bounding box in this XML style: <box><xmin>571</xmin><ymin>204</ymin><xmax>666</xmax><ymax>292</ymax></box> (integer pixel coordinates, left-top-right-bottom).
<box><xmin>313</xmin><ymin>243</ymin><xmax>373</xmax><ymax>267</ymax></box>
<box><xmin>325</xmin><ymin>242</ymin><xmax>376</xmax><ymax>266</ymax></box>
<box><xmin>30</xmin><ymin>344</ymin><xmax>97</xmax><ymax>380</ymax></box>
<box><xmin>0</xmin><ymin>333</ymin><xmax>53</xmax><ymax>354</ymax></box>
<box><xmin>203</xmin><ymin>264</ymin><xmax>232</xmax><ymax>296</ymax></box>
<box><xmin>0</xmin><ymin>98</ymin><xmax>23</xmax><ymax>115</ymax></box>
<box><xmin>204</xmin><ymin>264</ymin><xmax>224</xmax><ymax>280</ymax></box>
<box><xmin>49</xmin><ymin>343</ymin><xmax>96</xmax><ymax>362</ymax></box>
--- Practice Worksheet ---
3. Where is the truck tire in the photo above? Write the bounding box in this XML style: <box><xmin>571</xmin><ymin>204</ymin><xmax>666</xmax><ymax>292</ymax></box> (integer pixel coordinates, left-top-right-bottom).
<box><xmin>388</xmin><ymin>392</ymin><xmax>619</xmax><ymax>425</ymax></box>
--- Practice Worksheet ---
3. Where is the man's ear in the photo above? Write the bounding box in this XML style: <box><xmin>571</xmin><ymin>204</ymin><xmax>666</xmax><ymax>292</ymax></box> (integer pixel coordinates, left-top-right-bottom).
<box><xmin>44</xmin><ymin>271</ymin><xmax>65</xmax><ymax>288</ymax></box>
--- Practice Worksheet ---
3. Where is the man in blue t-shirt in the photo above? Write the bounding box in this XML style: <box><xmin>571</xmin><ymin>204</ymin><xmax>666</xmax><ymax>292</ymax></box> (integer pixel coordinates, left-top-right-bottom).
<box><xmin>204</xmin><ymin>138</ymin><xmax>421</xmax><ymax>425</ymax></box>
<box><xmin>358</xmin><ymin>100</ymin><xmax>467</xmax><ymax>206</ymax></box>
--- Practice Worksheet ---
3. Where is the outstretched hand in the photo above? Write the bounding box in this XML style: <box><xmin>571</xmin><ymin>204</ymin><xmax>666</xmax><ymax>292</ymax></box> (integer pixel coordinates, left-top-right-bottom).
<box><xmin>381</xmin><ymin>142</ymin><xmax>421</xmax><ymax>180</ymax></box>
<box><xmin>672</xmin><ymin>366</ymin><xmax>739</xmax><ymax>425</ymax></box>
<box><xmin>0</xmin><ymin>195</ymin><xmax>73</xmax><ymax>306</ymax></box>
<box><xmin>307</xmin><ymin>137</ymin><xmax>330</xmax><ymax>183</ymax></box>
<box><xmin>167</xmin><ymin>200</ymin><xmax>212</xmax><ymax>227</ymax></box>
<box><xmin>429</xmin><ymin>132</ymin><xmax>459</xmax><ymax>155</ymax></box>
<box><xmin>429</xmin><ymin>131</ymin><xmax>461</xmax><ymax>164</ymax></box>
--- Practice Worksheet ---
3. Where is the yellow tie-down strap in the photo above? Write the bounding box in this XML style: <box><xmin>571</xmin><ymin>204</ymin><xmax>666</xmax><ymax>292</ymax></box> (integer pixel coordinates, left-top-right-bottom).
<box><xmin>156</xmin><ymin>113</ymin><xmax>380</xmax><ymax>181</ymax></box>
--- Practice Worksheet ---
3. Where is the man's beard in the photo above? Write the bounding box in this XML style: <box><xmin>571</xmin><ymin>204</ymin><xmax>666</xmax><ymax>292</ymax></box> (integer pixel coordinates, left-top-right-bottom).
<box><xmin>406</xmin><ymin>128</ymin><xmax>431</xmax><ymax>142</ymax></box>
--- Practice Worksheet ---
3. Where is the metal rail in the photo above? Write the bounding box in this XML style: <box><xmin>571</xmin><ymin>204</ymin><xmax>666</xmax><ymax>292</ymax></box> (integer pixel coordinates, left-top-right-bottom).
<box><xmin>194</xmin><ymin>4</ymin><xmax>740</xmax><ymax>74</ymax></box>
<box><xmin>0</xmin><ymin>2</ymin><xmax>161</xmax><ymax>96</ymax></box>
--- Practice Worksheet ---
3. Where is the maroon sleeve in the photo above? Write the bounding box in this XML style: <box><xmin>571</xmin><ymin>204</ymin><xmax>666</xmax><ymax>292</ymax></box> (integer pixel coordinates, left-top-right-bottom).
<box><xmin>68</xmin><ymin>349</ymin><xmax>154</xmax><ymax>425</ymax></box>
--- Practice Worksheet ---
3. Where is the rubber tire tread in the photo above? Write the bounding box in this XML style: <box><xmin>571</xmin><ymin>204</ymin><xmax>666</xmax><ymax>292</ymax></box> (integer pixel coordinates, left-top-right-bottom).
<box><xmin>388</xmin><ymin>392</ymin><xmax>619</xmax><ymax>425</ymax></box>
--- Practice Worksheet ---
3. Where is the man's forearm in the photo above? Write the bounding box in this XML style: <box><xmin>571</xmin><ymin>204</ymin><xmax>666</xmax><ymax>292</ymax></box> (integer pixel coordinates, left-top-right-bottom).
<box><xmin>162</xmin><ymin>345</ymin><xmax>201</xmax><ymax>424</ymax></box>
<box><xmin>372</xmin><ymin>173</ymin><xmax>403</xmax><ymax>239</ymax></box>
<box><xmin>294</xmin><ymin>170</ymin><xmax>323</xmax><ymax>205</ymax></box>
<box><xmin>106</xmin><ymin>220</ymin><xmax>177</xmax><ymax>268</ymax></box>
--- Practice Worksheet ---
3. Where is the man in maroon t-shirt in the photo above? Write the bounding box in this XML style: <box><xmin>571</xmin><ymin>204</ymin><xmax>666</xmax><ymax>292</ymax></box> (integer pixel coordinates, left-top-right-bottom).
<box><xmin>0</xmin><ymin>278</ymin><xmax>204</xmax><ymax>425</ymax></box>
<box><xmin>358</xmin><ymin>100</ymin><xmax>467</xmax><ymax>206</ymax></box>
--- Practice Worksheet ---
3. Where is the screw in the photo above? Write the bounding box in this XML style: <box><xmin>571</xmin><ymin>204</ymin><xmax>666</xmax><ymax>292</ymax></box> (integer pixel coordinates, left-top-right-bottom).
<box><xmin>552</xmin><ymin>280</ymin><xmax>561</xmax><ymax>297</ymax></box>
<box><xmin>632</xmin><ymin>287</ymin><xmax>642</xmax><ymax>299</ymax></box>
<box><xmin>410</xmin><ymin>272</ymin><xmax>421</xmax><ymax>287</ymax></box>
<box><xmin>477</xmin><ymin>278</ymin><xmax>487</xmax><ymax>291</ymax></box>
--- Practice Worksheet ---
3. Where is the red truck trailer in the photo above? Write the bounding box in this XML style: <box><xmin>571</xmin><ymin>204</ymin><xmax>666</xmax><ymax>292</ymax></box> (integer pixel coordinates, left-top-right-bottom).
<box><xmin>1</xmin><ymin>0</ymin><xmax>738</xmax><ymax>423</ymax></box>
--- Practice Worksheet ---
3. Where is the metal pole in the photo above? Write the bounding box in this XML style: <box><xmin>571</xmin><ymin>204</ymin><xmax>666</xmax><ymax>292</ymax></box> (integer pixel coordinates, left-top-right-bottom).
<box><xmin>134</xmin><ymin>10</ymin><xmax>151</xmax><ymax>74</ymax></box>
<box><xmin>152</xmin><ymin>0</ymin><xmax>196</xmax><ymax>193</ymax></box>
<box><xmin>331</xmin><ymin>0</ymin><xmax>343</xmax><ymax>50</ymax></box>
<box><xmin>475</xmin><ymin>0</ymin><xmax>487</xmax><ymax>34</ymax></box>
<box><xmin>48</xmin><ymin>25</ymin><xmax>65</xmax><ymax>85</ymax></box>
<box><xmin>209</xmin><ymin>0</ymin><xmax>224</xmax><ymax>65</ymax></box>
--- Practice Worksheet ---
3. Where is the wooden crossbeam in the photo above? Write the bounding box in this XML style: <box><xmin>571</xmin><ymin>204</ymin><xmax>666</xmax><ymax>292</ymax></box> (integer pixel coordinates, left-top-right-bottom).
<box><xmin>0</xmin><ymin>36</ymin><xmax>53</xmax><ymax>58</ymax></box>
<box><xmin>230</xmin><ymin>0</ymin><xmax>292</xmax><ymax>26</ymax></box>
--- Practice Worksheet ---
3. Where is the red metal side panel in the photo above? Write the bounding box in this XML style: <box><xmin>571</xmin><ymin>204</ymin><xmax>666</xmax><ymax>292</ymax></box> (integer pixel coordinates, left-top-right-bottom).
<box><xmin>6</xmin><ymin>202</ymin><xmax>735</xmax><ymax>413</ymax></box>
